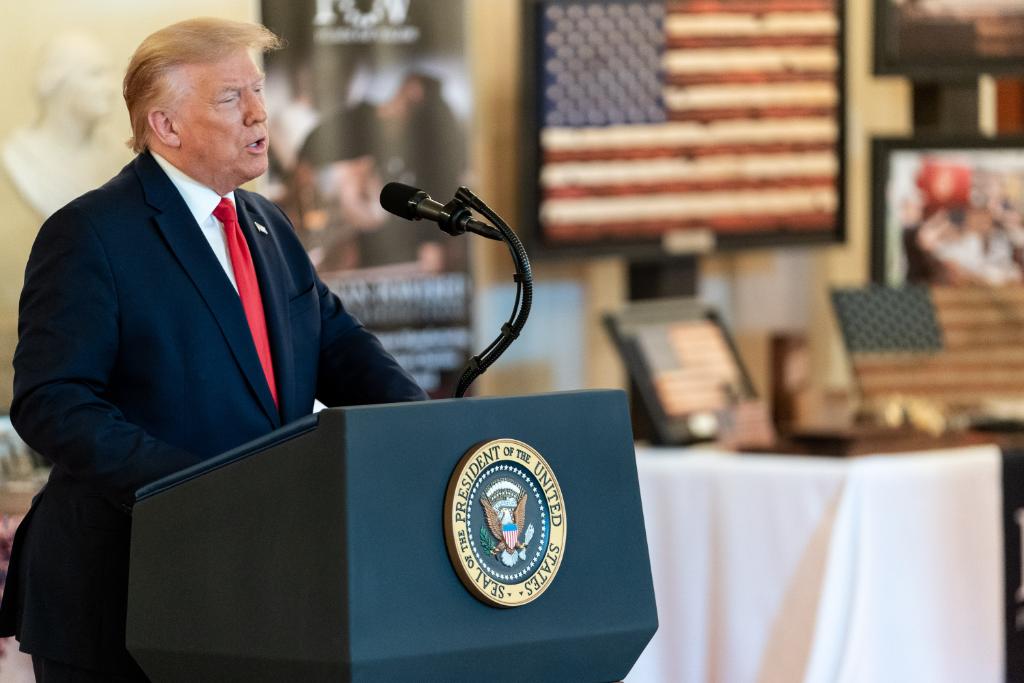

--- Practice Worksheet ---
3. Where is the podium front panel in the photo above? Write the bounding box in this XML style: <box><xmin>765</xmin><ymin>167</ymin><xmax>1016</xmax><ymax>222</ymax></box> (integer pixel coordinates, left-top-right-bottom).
<box><xmin>340</xmin><ymin>391</ymin><xmax>657</xmax><ymax>681</ymax></box>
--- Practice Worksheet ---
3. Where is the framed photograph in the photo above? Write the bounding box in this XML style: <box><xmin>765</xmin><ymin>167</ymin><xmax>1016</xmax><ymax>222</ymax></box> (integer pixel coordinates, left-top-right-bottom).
<box><xmin>874</xmin><ymin>0</ymin><xmax>1024</xmax><ymax>78</ymax></box>
<box><xmin>604</xmin><ymin>297</ymin><xmax>756</xmax><ymax>445</ymax></box>
<box><xmin>520</xmin><ymin>0</ymin><xmax>846</xmax><ymax>259</ymax></box>
<box><xmin>871</xmin><ymin>137</ymin><xmax>1024</xmax><ymax>286</ymax></box>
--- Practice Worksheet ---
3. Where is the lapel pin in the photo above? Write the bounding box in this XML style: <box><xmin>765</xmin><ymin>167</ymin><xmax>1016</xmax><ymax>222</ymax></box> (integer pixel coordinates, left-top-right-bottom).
<box><xmin>255</xmin><ymin>222</ymin><xmax>269</xmax><ymax>235</ymax></box>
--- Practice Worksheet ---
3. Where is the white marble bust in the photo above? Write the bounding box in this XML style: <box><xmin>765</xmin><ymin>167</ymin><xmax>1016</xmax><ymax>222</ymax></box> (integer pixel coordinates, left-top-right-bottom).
<box><xmin>2</xmin><ymin>32</ymin><xmax>126</xmax><ymax>218</ymax></box>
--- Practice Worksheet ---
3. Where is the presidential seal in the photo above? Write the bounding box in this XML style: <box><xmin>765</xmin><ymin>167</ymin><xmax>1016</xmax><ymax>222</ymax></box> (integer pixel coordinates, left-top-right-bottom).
<box><xmin>444</xmin><ymin>438</ymin><xmax>567</xmax><ymax>608</ymax></box>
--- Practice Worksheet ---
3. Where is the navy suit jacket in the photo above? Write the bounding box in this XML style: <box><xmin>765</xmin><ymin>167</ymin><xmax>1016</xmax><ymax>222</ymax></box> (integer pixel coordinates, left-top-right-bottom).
<box><xmin>0</xmin><ymin>152</ymin><xmax>426</xmax><ymax>672</ymax></box>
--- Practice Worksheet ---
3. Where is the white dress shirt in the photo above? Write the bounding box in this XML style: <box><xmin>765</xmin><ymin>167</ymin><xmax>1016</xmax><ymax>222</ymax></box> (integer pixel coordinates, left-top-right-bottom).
<box><xmin>151</xmin><ymin>152</ymin><xmax>239</xmax><ymax>292</ymax></box>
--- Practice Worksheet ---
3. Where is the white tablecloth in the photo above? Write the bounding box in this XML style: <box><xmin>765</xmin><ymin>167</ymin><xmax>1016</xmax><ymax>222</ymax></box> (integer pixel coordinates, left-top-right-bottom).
<box><xmin>626</xmin><ymin>445</ymin><xmax>1004</xmax><ymax>683</ymax></box>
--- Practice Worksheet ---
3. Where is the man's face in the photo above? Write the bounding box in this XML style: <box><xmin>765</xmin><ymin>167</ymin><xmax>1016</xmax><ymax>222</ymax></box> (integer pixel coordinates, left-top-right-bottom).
<box><xmin>165</xmin><ymin>50</ymin><xmax>269</xmax><ymax>194</ymax></box>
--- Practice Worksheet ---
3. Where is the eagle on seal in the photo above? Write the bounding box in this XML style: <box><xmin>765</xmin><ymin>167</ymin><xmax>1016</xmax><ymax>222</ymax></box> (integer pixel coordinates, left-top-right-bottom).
<box><xmin>482</xmin><ymin>490</ymin><xmax>535</xmax><ymax>567</ymax></box>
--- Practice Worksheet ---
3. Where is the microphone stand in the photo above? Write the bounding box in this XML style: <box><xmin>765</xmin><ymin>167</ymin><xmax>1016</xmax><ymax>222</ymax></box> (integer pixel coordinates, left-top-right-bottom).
<box><xmin>450</xmin><ymin>186</ymin><xmax>532</xmax><ymax>398</ymax></box>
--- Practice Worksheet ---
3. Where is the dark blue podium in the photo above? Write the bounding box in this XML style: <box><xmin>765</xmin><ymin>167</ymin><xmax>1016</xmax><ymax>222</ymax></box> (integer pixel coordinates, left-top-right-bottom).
<box><xmin>126</xmin><ymin>390</ymin><xmax>657</xmax><ymax>681</ymax></box>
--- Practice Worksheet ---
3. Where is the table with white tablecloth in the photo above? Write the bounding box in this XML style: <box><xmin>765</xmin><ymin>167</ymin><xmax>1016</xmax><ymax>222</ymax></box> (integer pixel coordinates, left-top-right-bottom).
<box><xmin>626</xmin><ymin>445</ymin><xmax>1005</xmax><ymax>683</ymax></box>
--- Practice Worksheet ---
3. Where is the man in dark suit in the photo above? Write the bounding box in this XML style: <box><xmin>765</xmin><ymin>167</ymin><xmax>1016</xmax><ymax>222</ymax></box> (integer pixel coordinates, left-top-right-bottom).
<box><xmin>0</xmin><ymin>18</ymin><xmax>427</xmax><ymax>681</ymax></box>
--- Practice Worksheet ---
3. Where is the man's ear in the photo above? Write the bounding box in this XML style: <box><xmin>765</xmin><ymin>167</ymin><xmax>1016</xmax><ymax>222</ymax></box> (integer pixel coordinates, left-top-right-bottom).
<box><xmin>147</xmin><ymin>110</ymin><xmax>181</xmax><ymax>149</ymax></box>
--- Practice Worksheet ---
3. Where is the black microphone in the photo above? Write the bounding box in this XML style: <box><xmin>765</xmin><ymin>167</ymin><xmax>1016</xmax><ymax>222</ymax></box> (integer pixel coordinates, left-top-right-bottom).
<box><xmin>379</xmin><ymin>182</ymin><xmax>502</xmax><ymax>240</ymax></box>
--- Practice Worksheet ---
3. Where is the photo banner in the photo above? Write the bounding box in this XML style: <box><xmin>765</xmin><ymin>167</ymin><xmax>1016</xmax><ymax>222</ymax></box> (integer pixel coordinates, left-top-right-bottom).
<box><xmin>260</xmin><ymin>0</ymin><xmax>472</xmax><ymax>396</ymax></box>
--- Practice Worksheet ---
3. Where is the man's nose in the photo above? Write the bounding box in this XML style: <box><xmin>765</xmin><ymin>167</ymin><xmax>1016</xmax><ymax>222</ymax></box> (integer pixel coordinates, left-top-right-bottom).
<box><xmin>244</xmin><ymin>92</ymin><xmax>267</xmax><ymax>126</ymax></box>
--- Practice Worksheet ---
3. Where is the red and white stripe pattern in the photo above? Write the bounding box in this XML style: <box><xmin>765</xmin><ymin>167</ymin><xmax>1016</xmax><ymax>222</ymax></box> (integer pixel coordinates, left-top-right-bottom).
<box><xmin>538</xmin><ymin>0</ymin><xmax>841</xmax><ymax>244</ymax></box>
<box><xmin>502</xmin><ymin>526</ymin><xmax>519</xmax><ymax>550</ymax></box>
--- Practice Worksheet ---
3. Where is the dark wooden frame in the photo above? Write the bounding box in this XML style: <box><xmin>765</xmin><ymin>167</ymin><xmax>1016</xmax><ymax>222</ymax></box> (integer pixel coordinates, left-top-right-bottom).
<box><xmin>874</xmin><ymin>0</ymin><xmax>1024</xmax><ymax>79</ymax></box>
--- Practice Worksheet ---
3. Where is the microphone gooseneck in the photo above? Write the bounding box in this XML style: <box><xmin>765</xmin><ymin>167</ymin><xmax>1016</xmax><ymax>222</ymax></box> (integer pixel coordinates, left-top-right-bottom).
<box><xmin>378</xmin><ymin>182</ymin><xmax>532</xmax><ymax>398</ymax></box>
<box><xmin>450</xmin><ymin>185</ymin><xmax>532</xmax><ymax>398</ymax></box>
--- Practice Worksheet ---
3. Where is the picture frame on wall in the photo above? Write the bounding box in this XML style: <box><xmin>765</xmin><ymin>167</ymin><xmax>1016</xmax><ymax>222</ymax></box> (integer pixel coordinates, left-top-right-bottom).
<box><xmin>874</xmin><ymin>0</ymin><xmax>1024</xmax><ymax>78</ymax></box>
<box><xmin>520</xmin><ymin>0</ymin><xmax>846</xmax><ymax>259</ymax></box>
<box><xmin>871</xmin><ymin>137</ymin><xmax>1024</xmax><ymax>287</ymax></box>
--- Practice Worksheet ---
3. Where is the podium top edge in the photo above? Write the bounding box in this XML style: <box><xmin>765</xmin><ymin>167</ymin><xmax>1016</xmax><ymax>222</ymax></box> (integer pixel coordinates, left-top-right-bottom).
<box><xmin>322</xmin><ymin>389</ymin><xmax>627</xmax><ymax>413</ymax></box>
<box><xmin>134</xmin><ymin>390</ymin><xmax>626</xmax><ymax>503</ymax></box>
<box><xmin>134</xmin><ymin>413</ymin><xmax>320</xmax><ymax>503</ymax></box>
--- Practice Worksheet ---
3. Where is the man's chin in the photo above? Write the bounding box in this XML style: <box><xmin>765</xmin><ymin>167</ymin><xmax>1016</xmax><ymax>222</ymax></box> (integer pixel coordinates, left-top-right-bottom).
<box><xmin>239</xmin><ymin>161</ymin><xmax>270</xmax><ymax>187</ymax></box>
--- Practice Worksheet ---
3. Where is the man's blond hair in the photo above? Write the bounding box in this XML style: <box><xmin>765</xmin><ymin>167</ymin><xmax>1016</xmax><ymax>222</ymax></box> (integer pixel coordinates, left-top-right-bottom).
<box><xmin>123</xmin><ymin>17</ymin><xmax>281</xmax><ymax>153</ymax></box>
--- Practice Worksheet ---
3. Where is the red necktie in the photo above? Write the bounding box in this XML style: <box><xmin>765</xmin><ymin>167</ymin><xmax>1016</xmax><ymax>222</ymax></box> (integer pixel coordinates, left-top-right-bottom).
<box><xmin>213</xmin><ymin>198</ymin><xmax>278</xmax><ymax>408</ymax></box>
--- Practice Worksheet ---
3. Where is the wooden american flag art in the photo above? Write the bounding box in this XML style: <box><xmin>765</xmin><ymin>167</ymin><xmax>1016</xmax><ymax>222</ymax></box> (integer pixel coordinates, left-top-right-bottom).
<box><xmin>527</xmin><ymin>0</ymin><xmax>844</xmax><ymax>249</ymax></box>
<box><xmin>636</xmin><ymin>319</ymin><xmax>747</xmax><ymax>416</ymax></box>
<box><xmin>604</xmin><ymin>297</ymin><xmax>757</xmax><ymax>443</ymax></box>
<box><xmin>833</xmin><ymin>285</ymin><xmax>1024</xmax><ymax>408</ymax></box>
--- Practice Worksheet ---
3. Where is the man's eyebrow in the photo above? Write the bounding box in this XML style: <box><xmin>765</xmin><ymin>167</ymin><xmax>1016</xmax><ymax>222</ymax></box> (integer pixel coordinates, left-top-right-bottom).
<box><xmin>213</xmin><ymin>74</ymin><xmax>265</xmax><ymax>96</ymax></box>
<box><xmin>214</xmin><ymin>86</ymin><xmax>242</xmax><ymax>99</ymax></box>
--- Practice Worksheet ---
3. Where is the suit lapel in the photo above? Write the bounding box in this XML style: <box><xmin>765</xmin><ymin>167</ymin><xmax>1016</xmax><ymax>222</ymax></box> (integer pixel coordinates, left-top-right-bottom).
<box><xmin>236</xmin><ymin>195</ymin><xmax>297</xmax><ymax>422</ymax></box>
<box><xmin>135</xmin><ymin>153</ymin><xmax>281</xmax><ymax>428</ymax></box>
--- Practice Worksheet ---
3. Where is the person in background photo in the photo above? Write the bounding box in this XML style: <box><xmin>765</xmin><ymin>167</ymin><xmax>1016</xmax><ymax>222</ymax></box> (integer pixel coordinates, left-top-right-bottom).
<box><xmin>903</xmin><ymin>157</ymin><xmax>1024</xmax><ymax>285</ymax></box>
<box><xmin>281</xmin><ymin>69</ymin><xmax>467</xmax><ymax>276</ymax></box>
<box><xmin>0</xmin><ymin>17</ymin><xmax>426</xmax><ymax>682</ymax></box>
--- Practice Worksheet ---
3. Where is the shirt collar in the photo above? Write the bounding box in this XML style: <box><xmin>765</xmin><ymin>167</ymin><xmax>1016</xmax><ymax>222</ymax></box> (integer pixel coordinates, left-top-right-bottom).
<box><xmin>151</xmin><ymin>152</ymin><xmax>236</xmax><ymax>226</ymax></box>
